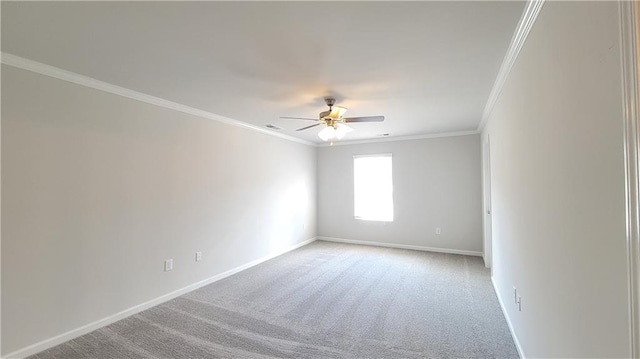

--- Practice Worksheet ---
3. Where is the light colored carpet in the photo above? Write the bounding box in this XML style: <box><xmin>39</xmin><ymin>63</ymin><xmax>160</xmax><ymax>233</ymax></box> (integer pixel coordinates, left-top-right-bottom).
<box><xmin>30</xmin><ymin>241</ymin><xmax>518</xmax><ymax>358</ymax></box>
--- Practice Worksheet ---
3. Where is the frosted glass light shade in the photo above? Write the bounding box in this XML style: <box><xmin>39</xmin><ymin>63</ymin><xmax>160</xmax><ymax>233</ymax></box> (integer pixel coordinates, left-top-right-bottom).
<box><xmin>335</xmin><ymin>123</ymin><xmax>353</xmax><ymax>139</ymax></box>
<box><xmin>318</xmin><ymin>123</ymin><xmax>354</xmax><ymax>141</ymax></box>
<box><xmin>318</xmin><ymin>126</ymin><xmax>337</xmax><ymax>141</ymax></box>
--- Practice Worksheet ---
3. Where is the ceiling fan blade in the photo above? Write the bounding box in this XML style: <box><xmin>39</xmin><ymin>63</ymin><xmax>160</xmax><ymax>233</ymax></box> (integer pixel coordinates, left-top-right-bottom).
<box><xmin>344</xmin><ymin>116</ymin><xmax>385</xmax><ymax>123</ymax></box>
<box><xmin>328</xmin><ymin>106</ymin><xmax>348</xmax><ymax>119</ymax></box>
<box><xmin>296</xmin><ymin>123</ymin><xmax>323</xmax><ymax>131</ymax></box>
<box><xmin>280</xmin><ymin>116</ymin><xmax>319</xmax><ymax>121</ymax></box>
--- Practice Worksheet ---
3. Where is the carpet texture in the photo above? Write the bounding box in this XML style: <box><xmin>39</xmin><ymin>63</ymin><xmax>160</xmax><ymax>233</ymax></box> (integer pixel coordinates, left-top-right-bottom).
<box><xmin>29</xmin><ymin>241</ymin><xmax>518</xmax><ymax>358</ymax></box>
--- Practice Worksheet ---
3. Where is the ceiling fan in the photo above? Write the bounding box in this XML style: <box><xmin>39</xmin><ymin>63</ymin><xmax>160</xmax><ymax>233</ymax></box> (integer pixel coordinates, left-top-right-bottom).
<box><xmin>281</xmin><ymin>97</ymin><xmax>384</xmax><ymax>143</ymax></box>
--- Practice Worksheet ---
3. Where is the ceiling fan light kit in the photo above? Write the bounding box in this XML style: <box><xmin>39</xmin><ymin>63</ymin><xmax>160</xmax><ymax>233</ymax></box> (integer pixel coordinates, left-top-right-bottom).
<box><xmin>318</xmin><ymin>122</ymin><xmax>353</xmax><ymax>142</ymax></box>
<box><xmin>280</xmin><ymin>97</ymin><xmax>384</xmax><ymax>143</ymax></box>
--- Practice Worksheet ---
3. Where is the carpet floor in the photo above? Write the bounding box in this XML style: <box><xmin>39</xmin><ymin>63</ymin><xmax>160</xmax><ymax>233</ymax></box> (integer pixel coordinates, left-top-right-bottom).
<box><xmin>29</xmin><ymin>241</ymin><xmax>518</xmax><ymax>358</ymax></box>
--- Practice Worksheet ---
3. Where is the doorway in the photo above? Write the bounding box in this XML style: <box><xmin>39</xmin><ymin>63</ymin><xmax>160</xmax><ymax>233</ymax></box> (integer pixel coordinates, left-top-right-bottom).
<box><xmin>483</xmin><ymin>137</ymin><xmax>493</xmax><ymax>270</ymax></box>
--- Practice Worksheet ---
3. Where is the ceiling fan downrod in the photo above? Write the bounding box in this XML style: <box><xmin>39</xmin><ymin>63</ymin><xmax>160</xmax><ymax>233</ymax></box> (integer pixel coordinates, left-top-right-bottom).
<box><xmin>324</xmin><ymin>97</ymin><xmax>336</xmax><ymax>110</ymax></box>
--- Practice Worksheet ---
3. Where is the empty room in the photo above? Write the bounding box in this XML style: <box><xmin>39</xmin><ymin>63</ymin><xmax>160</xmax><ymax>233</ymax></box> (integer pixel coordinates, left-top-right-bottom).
<box><xmin>2</xmin><ymin>1</ymin><xmax>639</xmax><ymax>358</ymax></box>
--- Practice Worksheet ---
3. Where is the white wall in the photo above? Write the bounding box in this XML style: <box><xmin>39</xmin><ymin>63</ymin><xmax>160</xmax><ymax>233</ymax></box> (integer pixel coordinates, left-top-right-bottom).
<box><xmin>318</xmin><ymin>135</ymin><xmax>482</xmax><ymax>254</ymax></box>
<box><xmin>1</xmin><ymin>65</ymin><xmax>317</xmax><ymax>355</ymax></box>
<box><xmin>482</xmin><ymin>2</ymin><xmax>630</xmax><ymax>357</ymax></box>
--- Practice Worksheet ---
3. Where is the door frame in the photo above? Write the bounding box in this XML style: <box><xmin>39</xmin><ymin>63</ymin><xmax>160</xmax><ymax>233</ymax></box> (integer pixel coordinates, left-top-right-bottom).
<box><xmin>482</xmin><ymin>136</ymin><xmax>493</xmax><ymax>270</ymax></box>
<box><xmin>620</xmin><ymin>1</ymin><xmax>640</xmax><ymax>356</ymax></box>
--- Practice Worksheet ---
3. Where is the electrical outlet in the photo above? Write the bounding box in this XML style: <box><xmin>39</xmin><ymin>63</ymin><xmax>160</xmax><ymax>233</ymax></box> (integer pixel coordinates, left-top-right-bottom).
<box><xmin>435</xmin><ymin>227</ymin><xmax>441</xmax><ymax>235</ymax></box>
<box><xmin>164</xmin><ymin>259</ymin><xmax>173</xmax><ymax>272</ymax></box>
<box><xmin>195</xmin><ymin>251</ymin><xmax>202</xmax><ymax>262</ymax></box>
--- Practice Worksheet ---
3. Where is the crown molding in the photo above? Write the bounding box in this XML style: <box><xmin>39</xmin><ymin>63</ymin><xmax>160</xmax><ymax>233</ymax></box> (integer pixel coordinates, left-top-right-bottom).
<box><xmin>317</xmin><ymin>130</ymin><xmax>479</xmax><ymax>147</ymax></box>
<box><xmin>619</xmin><ymin>0</ymin><xmax>640</xmax><ymax>356</ymax></box>
<box><xmin>477</xmin><ymin>0</ymin><xmax>545</xmax><ymax>132</ymax></box>
<box><xmin>0</xmin><ymin>52</ymin><xmax>315</xmax><ymax>147</ymax></box>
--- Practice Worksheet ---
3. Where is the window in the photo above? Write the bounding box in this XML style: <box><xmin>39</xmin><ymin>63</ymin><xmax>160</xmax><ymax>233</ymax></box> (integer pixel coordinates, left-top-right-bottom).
<box><xmin>354</xmin><ymin>154</ymin><xmax>393</xmax><ymax>222</ymax></box>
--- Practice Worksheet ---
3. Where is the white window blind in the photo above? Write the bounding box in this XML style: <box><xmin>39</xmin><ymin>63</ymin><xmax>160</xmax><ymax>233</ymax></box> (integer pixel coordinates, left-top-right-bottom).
<box><xmin>353</xmin><ymin>154</ymin><xmax>394</xmax><ymax>222</ymax></box>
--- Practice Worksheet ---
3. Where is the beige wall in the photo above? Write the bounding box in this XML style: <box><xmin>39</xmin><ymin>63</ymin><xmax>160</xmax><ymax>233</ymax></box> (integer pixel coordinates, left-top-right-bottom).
<box><xmin>482</xmin><ymin>2</ymin><xmax>630</xmax><ymax>357</ymax></box>
<box><xmin>318</xmin><ymin>135</ymin><xmax>482</xmax><ymax>254</ymax></box>
<box><xmin>1</xmin><ymin>65</ymin><xmax>317</xmax><ymax>355</ymax></box>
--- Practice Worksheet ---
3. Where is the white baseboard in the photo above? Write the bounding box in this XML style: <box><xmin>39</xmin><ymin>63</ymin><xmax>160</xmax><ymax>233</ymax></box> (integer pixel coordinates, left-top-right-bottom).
<box><xmin>318</xmin><ymin>236</ymin><xmax>483</xmax><ymax>257</ymax></box>
<box><xmin>3</xmin><ymin>237</ymin><xmax>317</xmax><ymax>359</ymax></box>
<box><xmin>491</xmin><ymin>276</ymin><xmax>525</xmax><ymax>359</ymax></box>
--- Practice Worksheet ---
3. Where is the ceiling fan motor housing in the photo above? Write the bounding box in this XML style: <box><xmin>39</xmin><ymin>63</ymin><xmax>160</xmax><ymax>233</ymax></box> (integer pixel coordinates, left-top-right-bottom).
<box><xmin>324</xmin><ymin>97</ymin><xmax>336</xmax><ymax>107</ymax></box>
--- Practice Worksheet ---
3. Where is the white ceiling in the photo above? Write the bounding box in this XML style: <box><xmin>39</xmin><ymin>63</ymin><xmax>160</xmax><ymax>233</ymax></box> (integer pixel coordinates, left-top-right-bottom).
<box><xmin>2</xmin><ymin>1</ymin><xmax>525</xmax><ymax>144</ymax></box>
